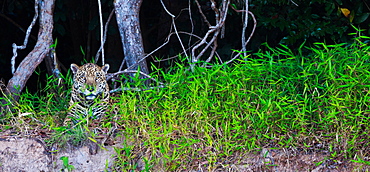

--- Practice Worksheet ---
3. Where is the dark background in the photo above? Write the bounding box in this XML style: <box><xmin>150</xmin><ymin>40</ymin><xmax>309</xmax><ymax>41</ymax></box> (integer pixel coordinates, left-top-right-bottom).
<box><xmin>0</xmin><ymin>0</ymin><xmax>369</xmax><ymax>92</ymax></box>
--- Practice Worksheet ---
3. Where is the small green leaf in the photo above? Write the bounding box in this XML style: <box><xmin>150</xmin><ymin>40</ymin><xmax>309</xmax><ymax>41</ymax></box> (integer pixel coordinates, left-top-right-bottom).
<box><xmin>354</xmin><ymin>13</ymin><xmax>370</xmax><ymax>24</ymax></box>
<box><xmin>88</xmin><ymin>137</ymin><xmax>97</xmax><ymax>143</ymax></box>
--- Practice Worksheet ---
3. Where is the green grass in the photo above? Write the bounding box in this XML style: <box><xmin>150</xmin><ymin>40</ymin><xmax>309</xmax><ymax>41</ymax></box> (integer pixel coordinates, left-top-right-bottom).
<box><xmin>1</xmin><ymin>36</ymin><xmax>370</xmax><ymax>171</ymax></box>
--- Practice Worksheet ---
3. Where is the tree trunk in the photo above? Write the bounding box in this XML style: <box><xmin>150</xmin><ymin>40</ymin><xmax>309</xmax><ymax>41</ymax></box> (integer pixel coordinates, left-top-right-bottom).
<box><xmin>113</xmin><ymin>0</ymin><xmax>149</xmax><ymax>78</ymax></box>
<box><xmin>6</xmin><ymin>0</ymin><xmax>55</xmax><ymax>101</ymax></box>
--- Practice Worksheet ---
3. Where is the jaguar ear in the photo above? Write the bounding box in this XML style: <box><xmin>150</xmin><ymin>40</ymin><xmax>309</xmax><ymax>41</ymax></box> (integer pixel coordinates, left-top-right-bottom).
<box><xmin>70</xmin><ymin>63</ymin><xmax>79</xmax><ymax>74</ymax></box>
<box><xmin>102</xmin><ymin>64</ymin><xmax>110</xmax><ymax>73</ymax></box>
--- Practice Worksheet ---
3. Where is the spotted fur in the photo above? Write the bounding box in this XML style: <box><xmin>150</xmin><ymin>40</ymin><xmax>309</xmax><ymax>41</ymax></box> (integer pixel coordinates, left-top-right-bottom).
<box><xmin>64</xmin><ymin>63</ymin><xmax>110</xmax><ymax>125</ymax></box>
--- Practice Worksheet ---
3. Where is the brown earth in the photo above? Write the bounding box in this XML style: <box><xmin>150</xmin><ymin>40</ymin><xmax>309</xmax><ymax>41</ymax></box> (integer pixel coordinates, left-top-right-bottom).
<box><xmin>0</xmin><ymin>135</ymin><xmax>369</xmax><ymax>172</ymax></box>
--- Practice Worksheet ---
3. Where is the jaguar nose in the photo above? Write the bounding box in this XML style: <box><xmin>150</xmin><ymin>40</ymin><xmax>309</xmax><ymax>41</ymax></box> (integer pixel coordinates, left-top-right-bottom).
<box><xmin>86</xmin><ymin>85</ymin><xmax>94</xmax><ymax>91</ymax></box>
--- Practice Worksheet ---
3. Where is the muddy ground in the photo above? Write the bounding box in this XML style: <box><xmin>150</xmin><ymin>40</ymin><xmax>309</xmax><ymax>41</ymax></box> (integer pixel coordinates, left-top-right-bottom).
<box><xmin>0</xmin><ymin>136</ymin><xmax>369</xmax><ymax>171</ymax></box>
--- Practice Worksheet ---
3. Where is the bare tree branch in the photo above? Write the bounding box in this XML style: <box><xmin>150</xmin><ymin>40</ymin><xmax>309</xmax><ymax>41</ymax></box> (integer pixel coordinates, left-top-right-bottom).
<box><xmin>97</xmin><ymin>0</ymin><xmax>105</xmax><ymax>64</ymax></box>
<box><xmin>6</xmin><ymin>0</ymin><xmax>55</xmax><ymax>101</ymax></box>
<box><xmin>11</xmin><ymin>0</ymin><xmax>39</xmax><ymax>74</ymax></box>
<box><xmin>225</xmin><ymin>11</ymin><xmax>257</xmax><ymax>65</ymax></box>
<box><xmin>191</xmin><ymin>0</ymin><xmax>229</xmax><ymax>68</ymax></box>
<box><xmin>188</xmin><ymin>0</ymin><xmax>195</xmax><ymax>50</ymax></box>
<box><xmin>241</xmin><ymin>0</ymin><xmax>249</xmax><ymax>57</ymax></box>
<box><xmin>153</xmin><ymin>31</ymin><xmax>222</xmax><ymax>63</ymax></box>
<box><xmin>159</xmin><ymin>0</ymin><xmax>188</xmax><ymax>57</ymax></box>
<box><xmin>194</xmin><ymin>0</ymin><xmax>211</xmax><ymax>27</ymax></box>
<box><xmin>148</xmin><ymin>0</ymin><xmax>255</xmax><ymax>70</ymax></box>
<box><xmin>107</xmin><ymin>70</ymin><xmax>164</xmax><ymax>85</ymax></box>
<box><xmin>290</xmin><ymin>0</ymin><xmax>299</xmax><ymax>6</ymax></box>
<box><xmin>0</xmin><ymin>13</ymin><xmax>37</xmax><ymax>41</ymax></box>
<box><xmin>95</xmin><ymin>9</ymin><xmax>115</xmax><ymax>63</ymax></box>
<box><xmin>109</xmin><ymin>85</ymin><xmax>165</xmax><ymax>93</ymax></box>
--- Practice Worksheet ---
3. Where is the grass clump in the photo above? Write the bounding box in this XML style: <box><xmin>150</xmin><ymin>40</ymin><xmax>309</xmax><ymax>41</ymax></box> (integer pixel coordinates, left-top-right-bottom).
<box><xmin>1</xmin><ymin>37</ymin><xmax>369</xmax><ymax>171</ymax></box>
<box><xmin>111</xmin><ymin>38</ymin><xmax>370</xmax><ymax>170</ymax></box>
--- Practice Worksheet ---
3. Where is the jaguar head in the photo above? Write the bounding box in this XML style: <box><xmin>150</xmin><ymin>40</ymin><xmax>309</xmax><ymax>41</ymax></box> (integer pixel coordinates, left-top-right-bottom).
<box><xmin>71</xmin><ymin>63</ymin><xmax>110</xmax><ymax>101</ymax></box>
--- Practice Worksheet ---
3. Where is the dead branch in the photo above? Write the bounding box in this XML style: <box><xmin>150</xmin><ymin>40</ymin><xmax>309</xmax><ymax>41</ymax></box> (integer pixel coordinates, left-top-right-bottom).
<box><xmin>0</xmin><ymin>13</ymin><xmax>37</xmax><ymax>41</ymax></box>
<box><xmin>95</xmin><ymin>9</ymin><xmax>115</xmax><ymax>63</ymax></box>
<box><xmin>241</xmin><ymin>0</ymin><xmax>249</xmax><ymax>57</ymax></box>
<box><xmin>290</xmin><ymin>0</ymin><xmax>299</xmax><ymax>6</ymax></box>
<box><xmin>225</xmin><ymin>10</ymin><xmax>257</xmax><ymax>65</ymax></box>
<box><xmin>6</xmin><ymin>0</ymin><xmax>55</xmax><ymax>101</ymax></box>
<box><xmin>11</xmin><ymin>0</ymin><xmax>39</xmax><ymax>74</ymax></box>
<box><xmin>107</xmin><ymin>70</ymin><xmax>164</xmax><ymax>85</ymax></box>
<box><xmin>152</xmin><ymin>31</ymin><xmax>221</xmax><ymax>63</ymax></box>
<box><xmin>148</xmin><ymin>0</ymin><xmax>255</xmax><ymax>70</ymax></box>
<box><xmin>97</xmin><ymin>0</ymin><xmax>105</xmax><ymax>64</ymax></box>
<box><xmin>194</xmin><ymin>0</ymin><xmax>211</xmax><ymax>28</ymax></box>
<box><xmin>159</xmin><ymin>0</ymin><xmax>188</xmax><ymax>57</ymax></box>
<box><xmin>191</xmin><ymin>0</ymin><xmax>230</xmax><ymax>67</ymax></box>
<box><xmin>110</xmin><ymin>85</ymin><xmax>165</xmax><ymax>93</ymax></box>
<box><xmin>188</xmin><ymin>0</ymin><xmax>195</xmax><ymax>50</ymax></box>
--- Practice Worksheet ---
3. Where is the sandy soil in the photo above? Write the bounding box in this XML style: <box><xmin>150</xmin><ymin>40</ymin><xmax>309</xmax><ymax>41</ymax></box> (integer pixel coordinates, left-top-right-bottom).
<box><xmin>0</xmin><ymin>136</ymin><xmax>368</xmax><ymax>172</ymax></box>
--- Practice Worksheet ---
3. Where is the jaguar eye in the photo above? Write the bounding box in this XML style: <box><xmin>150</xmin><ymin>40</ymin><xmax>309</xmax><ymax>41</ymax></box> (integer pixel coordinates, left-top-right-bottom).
<box><xmin>78</xmin><ymin>72</ymin><xmax>85</xmax><ymax>77</ymax></box>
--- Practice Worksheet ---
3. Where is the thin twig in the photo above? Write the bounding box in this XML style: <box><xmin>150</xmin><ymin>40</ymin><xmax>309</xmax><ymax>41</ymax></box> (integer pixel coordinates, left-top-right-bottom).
<box><xmin>97</xmin><ymin>0</ymin><xmax>105</xmax><ymax>65</ymax></box>
<box><xmin>204</xmin><ymin>0</ymin><xmax>229</xmax><ymax>63</ymax></box>
<box><xmin>0</xmin><ymin>13</ymin><xmax>37</xmax><ymax>41</ymax></box>
<box><xmin>204</xmin><ymin>31</ymin><xmax>219</xmax><ymax>64</ymax></box>
<box><xmin>159</xmin><ymin>0</ymin><xmax>188</xmax><ymax>57</ymax></box>
<box><xmin>362</xmin><ymin>0</ymin><xmax>370</xmax><ymax>11</ymax></box>
<box><xmin>290</xmin><ymin>0</ymin><xmax>298</xmax><ymax>6</ymax></box>
<box><xmin>224</xmin><ymin>11</ymin><xmax>256</xmax><ymax>65</ymax></box>
<box><xmin>122</xmin><ymin>1</ymin><xmax>223</xmax><ymax>72</ymax></box>
<box><xmin>188</xmin><ymin>0</ymin><xmax>194</xmax><ymax>51</ymax></box>
<box><xmin>152</xmin><ymin>32</ymin><xmax>196</xmax><ymax>62</ymax></box>
<box><xmin>107</xmin><ymin>70</ymin><xmax>164</xmax><ymax>85</ymax></box>
<box><xmin>110</xmin><ymin>85</ymin><xmax>165</xmax><ymax>93</ymax></box>
<box><xmin>194</xmin><ymin>0</ymin><xmax>211</xmax><ymax>27</ymax></box>
<box><xmin>113</xmin><ymin>0</ymin><xmax>184</xmax><ymax>81</ymax></box>
<box><xmin>95</xmin><ymin>9</ymin><xmax>115</xmax><ymax>63</ymax></box>
<box><xmin>192</xmin><ymin>0</ymin><xmax>229</xmax><ymax>65</ymax></box>
<box><xmin>11</xmin><ymin>0</ymin><xmax>39</xmax><ymax>74</ymax></box>
<box><xmin>241</xmin><ymin>0</ymin><xmax>248</xmax><ymax>57</ymax></box>
<box><xmin>153</xmin><ymin>31</ymin><xmax>221</xmax><ymax>63</ymax></box>
<box><xmin>191</xmin><ymin>0</ymin><xmax>218</xmax><ymax>62</ymax></box>
<box><xmin>219</xmin><ymin>0</ymin><xmax>226</xmax><ymax>39</ymax></box>
<box><xmin>50</xmin><ymin>45</ymin><xmax>63</xmax><ymax>85</ymax></box>
<box><xmin>202</xmin><ymin>30</ymin><xmax>220</xmax><ymax>63</ymax></box>
<box><xmin>210</xmin><ymin>0</ymin><xmax>219</xmax><ymax>23</ymax></box>
<box><xmin>243</xmin><ymin>11</ymin><xmax>256</xmax><ymax>56</ymax></box>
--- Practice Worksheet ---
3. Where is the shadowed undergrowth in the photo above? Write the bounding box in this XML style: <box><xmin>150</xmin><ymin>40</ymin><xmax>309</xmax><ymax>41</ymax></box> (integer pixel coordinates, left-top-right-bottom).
<box><xmin>1</xmin><ymin>37</ymin><xmax>370</xmax><ymax>171</ymax></box>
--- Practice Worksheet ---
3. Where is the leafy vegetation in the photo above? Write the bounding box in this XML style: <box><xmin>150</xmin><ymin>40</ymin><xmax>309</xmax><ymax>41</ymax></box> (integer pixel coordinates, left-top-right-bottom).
<box><xmin>60</xmin><ymin>156</ymin><xmax>75</xmax><ymax>171</ymax></box>
<box><xmin>249</xmin><ymin>0</ymin><xmax>370</xmax><ymax>47</ymax></box>
<box><xmin>1</xmin><ymin>35</ymin><xmax>370</xmax><ymax>170</ymax></box>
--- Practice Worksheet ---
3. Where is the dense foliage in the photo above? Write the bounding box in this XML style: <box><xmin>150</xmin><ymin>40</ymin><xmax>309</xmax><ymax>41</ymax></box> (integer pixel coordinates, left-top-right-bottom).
<box><xmin>1</xmin><ymin>35</ymin><xmax>369</xmax><ymax>170</ymax></box>
<box><xmin>248</xmin><ymin>0</ymin><xmax>370</xmax><ymax>48</ymax></box>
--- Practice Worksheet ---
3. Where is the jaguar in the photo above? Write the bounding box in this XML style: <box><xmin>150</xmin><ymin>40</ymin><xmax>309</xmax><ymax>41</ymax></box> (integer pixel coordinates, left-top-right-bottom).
<box><xmin>64</xmin><ymin>63</ymin><xmax>110</xmax><ymax>125</ymax></box>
